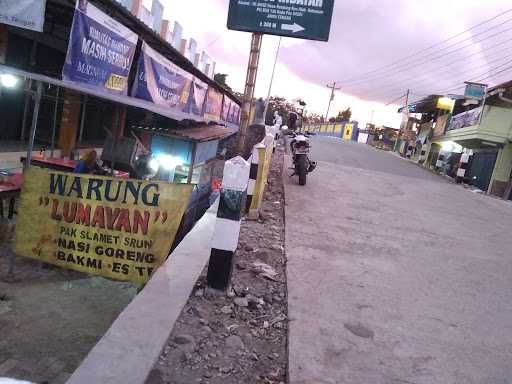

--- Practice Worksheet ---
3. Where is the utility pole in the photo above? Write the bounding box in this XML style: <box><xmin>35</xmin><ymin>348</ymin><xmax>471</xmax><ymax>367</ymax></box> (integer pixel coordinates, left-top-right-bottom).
<box><xmin>404</xmin><ymin>89</ymin><xmax>410</xmax><ymax>114</ymax></box>
<box><xmin>263</xmin><ymin>36</ymin><xmax>282</xmax><ymax>124</ymax></box>
<box><xmin>394</xmin><ymin>89</ymin><xmax>410</xmax><ymax>152</ymax></box>
<box><xmin>325</xmin><ymin>82</ymin><xmax>341</xmax><ymax>122</ymax></box>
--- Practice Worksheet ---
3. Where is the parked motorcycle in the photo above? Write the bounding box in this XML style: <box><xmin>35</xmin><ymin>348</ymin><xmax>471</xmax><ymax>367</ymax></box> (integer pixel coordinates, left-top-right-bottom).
<box><xmin>288</xmin><ymin>131</ymin><xmax>317</xmax><ymax>186</ymax></box>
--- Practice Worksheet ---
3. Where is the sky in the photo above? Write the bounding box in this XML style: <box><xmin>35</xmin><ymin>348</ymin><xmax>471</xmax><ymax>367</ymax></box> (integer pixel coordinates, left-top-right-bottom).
<box><xmin>147</xmin><ymin>0</ymin><xmax>512</xmax><ymax>128</ymax></box>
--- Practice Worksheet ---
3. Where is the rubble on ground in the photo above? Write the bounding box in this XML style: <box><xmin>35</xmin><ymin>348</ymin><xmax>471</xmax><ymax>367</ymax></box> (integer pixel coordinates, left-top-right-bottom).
<box><xmin>149</xmin><ymin>150</ymin><xmax>287</xmax><ymax>384</ymax></box>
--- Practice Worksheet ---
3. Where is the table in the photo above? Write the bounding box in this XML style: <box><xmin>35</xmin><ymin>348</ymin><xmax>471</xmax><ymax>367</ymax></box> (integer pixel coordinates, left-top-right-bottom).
<box><xmin>22</xmin><ymin>156</ymin><xmax>130</xmax><ymax>178</ymax></box>
<box><xmin>0</xmin><ymin>173</ymin><xmax>23</xmax><ymax>219</ymax></box>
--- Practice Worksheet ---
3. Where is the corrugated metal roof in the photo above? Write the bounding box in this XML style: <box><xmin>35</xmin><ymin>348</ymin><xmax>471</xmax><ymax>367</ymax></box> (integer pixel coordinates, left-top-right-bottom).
<box><xmin>134</xmin><ymin>125</ymin><xmax>237</xmax><ymax>142</ymax></box>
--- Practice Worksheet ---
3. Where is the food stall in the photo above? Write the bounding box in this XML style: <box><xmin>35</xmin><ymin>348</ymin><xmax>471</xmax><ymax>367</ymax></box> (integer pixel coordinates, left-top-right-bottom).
<box><xmin>0</xmin><ymin>172</ymin><xmax>23</xmax><ymax>219</ymax></box>
<box><xmin>132</xmin><ymin>124</ymin><xmax>237</xmax><ymax>244</ymax></box>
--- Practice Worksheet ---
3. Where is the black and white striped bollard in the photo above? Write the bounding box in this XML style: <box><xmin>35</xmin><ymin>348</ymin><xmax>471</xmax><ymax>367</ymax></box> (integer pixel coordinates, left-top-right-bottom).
<box><xmin>207</xmin><ymin>156</ymin><xmax>250</xmax><ymax>290</ymax></box>
<box><xmin>246</xmin><ymin>147</ymin><xmax>259</xmax><ymax>213</ymax></box>
<box><xmin>456</xmin><ymin>153</ymin><xmax>471</xmax><ymax>183</ymax></box>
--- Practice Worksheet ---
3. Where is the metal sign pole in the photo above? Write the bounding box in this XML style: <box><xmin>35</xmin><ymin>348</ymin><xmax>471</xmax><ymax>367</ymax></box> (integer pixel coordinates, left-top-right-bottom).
<box><xmin>25</xmin><ymin>81</ymin><xmax>43</xmax><ymax>169</ymax></box>
<box><xmin>237</xmin><ymin>33</ymin><xmax>263</xmax><ymax>155</ymax></box>
<box><xmin>263</xmin><ymin>36</ymin><xmax>282</xmax><ymax>124</ymax></box>
<box><xmin>78</xmin><ymin>94</ymin><xmax>88</xmax><ymax>143</ymax></box>
<box><xmin>477</xmin><ymin>85</ymin><xmax>489</xmax><ymax>127</ymax></box>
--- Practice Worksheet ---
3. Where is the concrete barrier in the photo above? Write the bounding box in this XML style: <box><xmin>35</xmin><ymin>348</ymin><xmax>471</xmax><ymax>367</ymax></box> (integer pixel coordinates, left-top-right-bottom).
<box><xmin>66</xmin><ymin>200</ymin><xmax>219</xmax><ymax>384</ymax></box>
<box><xmin>247</xmin><ymin>134</ymin><xmax>274</xmax><ymax>220</ymax></box>
<box><xmin>206</xmin><ymin>156</ymin><xmax>250</xmax><ymax>290</ymax></box>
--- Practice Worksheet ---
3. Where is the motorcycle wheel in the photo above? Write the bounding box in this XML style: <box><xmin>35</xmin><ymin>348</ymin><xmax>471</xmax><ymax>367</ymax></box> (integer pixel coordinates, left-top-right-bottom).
<box><xmin>297</xmin><ymin>154</ymin><xmax>307</xmax><ymax>186</ymax></box>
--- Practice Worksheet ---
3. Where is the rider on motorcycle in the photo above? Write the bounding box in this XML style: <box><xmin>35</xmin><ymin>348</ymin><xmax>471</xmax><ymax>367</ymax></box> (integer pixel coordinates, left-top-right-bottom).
<box><xmin>288</xmin><ymin>112</ymin><xmax>298</xmax><ymax>132</ymax></box>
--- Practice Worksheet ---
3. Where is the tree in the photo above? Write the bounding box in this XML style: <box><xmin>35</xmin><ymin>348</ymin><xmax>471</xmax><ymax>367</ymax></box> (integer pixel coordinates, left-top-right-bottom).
<box><xmin>337</xmin><ymin>107</ymin><xmax>352</xmax><ymax>122</ymax></box>
<box><xmin>265</xmin><ymin>96</ymin><xmax>301</xmax><ymax>125</ymax></box>
<box><xmin>304</xmin><ymin>113</ymin><xmax>322</xmax><ymax>124</ymax></box>
<box><xmin>214</xmin><ymin>73</ymin><xmax>232</xmax><ymax>91</ymax></box>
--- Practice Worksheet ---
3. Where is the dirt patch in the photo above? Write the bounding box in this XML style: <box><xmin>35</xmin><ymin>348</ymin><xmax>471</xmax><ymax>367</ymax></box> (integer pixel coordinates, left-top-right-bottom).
<box><xmin>0</xmin><ymin>228</ymin><xmax>137</xmax><ymax>383</ymax></box>
<box><xmin>149</xmin><ymin>150</ymin><xmax>287</xmax><ymax>384</ymax></box>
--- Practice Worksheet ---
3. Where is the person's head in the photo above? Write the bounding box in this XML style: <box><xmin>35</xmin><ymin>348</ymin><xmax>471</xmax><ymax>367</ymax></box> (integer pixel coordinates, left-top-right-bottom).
<box><xmin>79</xmin><ymin>0</ymin><xmax>88</xmax><ymax>12</ymax></box>
<box><xmin>82</xmin><ymin>150</ymin><xmax>97</xmax><ymax>167</ymax></box>
<box><xmin>274</xmin><ymin>111</ymin><xmax>280</xmax><ymax>117</ymax></box>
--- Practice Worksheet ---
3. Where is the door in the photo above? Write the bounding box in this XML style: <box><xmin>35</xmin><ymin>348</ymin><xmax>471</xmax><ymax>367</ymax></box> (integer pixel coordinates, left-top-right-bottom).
<box><xmin>466</xmin><ymin>151</ymin><xmax>498</xmax><ymax>192</ymax></box>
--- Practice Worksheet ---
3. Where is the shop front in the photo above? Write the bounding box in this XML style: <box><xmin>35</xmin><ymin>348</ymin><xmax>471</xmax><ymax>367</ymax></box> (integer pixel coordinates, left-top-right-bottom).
<box><xmin>0</xmin><ymin>0</ymin><xmax>242</xmax><ymax>257</ymax></box>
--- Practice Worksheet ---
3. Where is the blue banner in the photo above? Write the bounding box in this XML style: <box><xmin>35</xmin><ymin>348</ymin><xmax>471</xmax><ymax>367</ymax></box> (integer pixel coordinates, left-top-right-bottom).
<box><xmin>62</xmin><ymin>1</ymin><xmax>138</xmax><ymax>95</ymax></box>
<box><xmin>204</xmin><ymin>87</ymin><xmax>223</xmax><ymax>122</ymax></box>
<box><xmin>221</xmin><ymin>96</ymin><xmax>232</xmax><ymax>122</ymax></box>
<box><xmin>228</xmin><ymin>102</ymin><xmax>241</xmax><ymax>124</ymax></box>
<box><xmin>184</xmin><ymin>78</ymin><xmax>208</xmax><ymax>116</ymax></box>
<box><xmin>132</xmin><ymin>41</ymin><xmax>193</xmax><ymax>110</ymax></box>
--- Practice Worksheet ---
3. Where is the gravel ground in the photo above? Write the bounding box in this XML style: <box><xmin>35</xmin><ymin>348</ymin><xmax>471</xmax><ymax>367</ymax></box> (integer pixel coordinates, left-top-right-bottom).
<box><xmin>0</xmin><ymin>221</ymin><xmax>137</xmax><ymax>383</ymax></box>
<box><xmin>148</xmin><ymin>149</ymin><xmax>288</xmax><ymax>384</ymax></box>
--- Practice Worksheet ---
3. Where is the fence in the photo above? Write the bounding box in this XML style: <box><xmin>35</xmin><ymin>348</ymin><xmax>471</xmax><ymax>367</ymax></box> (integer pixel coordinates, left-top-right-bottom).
<box><xmin>303</xmin><ymin>122</ymin><xmax>356</xmax><ymax>140</ymax></box>
<box><xmin>304</xmin><ymin>123</ymin><xmax>343</xmax><ymax>137</ymax></box>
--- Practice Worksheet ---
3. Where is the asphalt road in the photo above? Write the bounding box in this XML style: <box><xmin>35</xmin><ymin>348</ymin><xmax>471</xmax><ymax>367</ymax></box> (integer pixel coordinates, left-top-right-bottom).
<box><xmin>285</xmin><ymin>137</ymin><xmax>512</xmax><ymax>384</ymax></box>
<box><xmin>309</xmin><ymin>136</ymin><xmax>442</xmax><ymax>181</ymax></box>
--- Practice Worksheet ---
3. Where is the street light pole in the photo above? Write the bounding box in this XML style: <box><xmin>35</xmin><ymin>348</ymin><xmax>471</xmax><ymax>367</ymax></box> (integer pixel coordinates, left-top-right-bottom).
<box><xmin>325</xmin><ymin>82</ymin><xmax>341</xmax><ymax>122</ymax></box>
<box><xmin>263</xmin><ymin>36</ymin><xmax>282</xmax><ymax>125</ymax></box>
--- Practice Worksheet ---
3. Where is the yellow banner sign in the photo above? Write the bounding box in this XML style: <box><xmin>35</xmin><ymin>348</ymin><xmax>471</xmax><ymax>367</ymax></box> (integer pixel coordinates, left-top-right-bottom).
<box><xmin>437</xmin><ymin>97</ymin><xmax>455</xmax><ymax>112</ymax></box>
<box><xmin>15</xmin><ymin>168</ymin><xmax>193</xmax><ymax>284</ymax></box>
<box><xmin>343</xmin><ymin>124</ymin><xmax>353</xmax><ymax>141</ymax></box>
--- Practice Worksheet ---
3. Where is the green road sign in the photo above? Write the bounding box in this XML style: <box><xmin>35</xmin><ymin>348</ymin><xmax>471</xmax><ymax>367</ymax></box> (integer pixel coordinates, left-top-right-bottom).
<box><xmin>227</xmin><ymin>0</ymin><xmax>335</xmax><ymax>42</ymax></box>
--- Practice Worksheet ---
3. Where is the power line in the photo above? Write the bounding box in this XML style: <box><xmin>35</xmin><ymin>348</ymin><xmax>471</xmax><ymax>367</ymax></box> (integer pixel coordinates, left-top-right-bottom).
<box><xmin>338</xmin><ymin>7</ymin><xmax>512</xmax><ymax>84</ymax></box>
<box><xmin>442</xmin><ymin>62</ymin><xmax>512</xmax><ymax>93</ymax></box>
<box><xmin>384</xmin><ymin>93</ymin><xmax>407</xmax><ymax>106</ymax></box>
<box><xmin>344</xmin><ymin>23</ymin><xmax>512</xmax><ymax>88</ymax></box>
<box><xmin>203</xmin><ymin>31</ymin><xmax>227</xmax><ymax>49</ymax></box>
<box><xmin>441</xmin><ymin>57</ymin><xmax>512</xmax><ymax>91</ymax></box>
<box><xmin>364</xmin><ymin>44</ymin><xmax>512</xmax><ymax>100</ymax></box>
<box><xmin>351</xmin><ymin>34</ymin><xmax>512</xmax><ymax>101</ymax></box>
<box><xmin>477</xmin><ymin>63</ymin><xmax>512</xmax><ymax>82</ymax></box>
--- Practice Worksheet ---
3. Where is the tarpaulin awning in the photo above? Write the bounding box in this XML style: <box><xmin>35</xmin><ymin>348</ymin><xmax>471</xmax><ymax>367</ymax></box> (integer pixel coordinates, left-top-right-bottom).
<box><xmin>0</xmin><ymin>64</ymin><xmax>205</xmax><ymax>123</ymax></box>
<box><xmin>134</xmin><ymin>124</ymin><xmax>237</xmax><ymax>142</ymax></box>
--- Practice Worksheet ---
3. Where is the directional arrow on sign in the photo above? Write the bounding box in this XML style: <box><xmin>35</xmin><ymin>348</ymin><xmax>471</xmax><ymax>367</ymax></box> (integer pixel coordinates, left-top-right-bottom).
<box><xmin>281</xmin><ymin>23</ymin><xmax>305</xmax><ymax>33</ymax></box>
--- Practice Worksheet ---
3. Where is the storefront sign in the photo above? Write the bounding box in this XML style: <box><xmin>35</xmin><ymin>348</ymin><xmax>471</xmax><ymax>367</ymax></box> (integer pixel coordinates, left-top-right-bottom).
<box><xmin>62</xmin><ymin>1</ymin><xmax>138</xmax><ymax>95</ymax></box>
<box><xmin>227</xmin><ymin>0</ymin><xmax>334</xmax><ymax>42</ymax></box>
<box><xmin>437</xmin><ymin>97</ymin><xmax>455</xmax><ymax>112</ymax></box>
<box><xmin>0</xmin><ymin>0</ymin><xmax>46</xmax><ymax>32</ymax></box>
<box><xmin>15</xmin><ymin>168</ymin><xmax>192</xmax><ymax>284</ymax></box>
<box><xmin>204</xmin><ymin>87</ymin><xmax>223</xmax><ymax>121</ymax></box>
<box><xmin>132</xmin><ymin>41</ymin><xmax>192</xmax><ymax>111</ymax></box>
<box><xmin>465</xmin><ymin>82</ymin><xmax>487</xmax><ymax>100</ymax></box>
<box><xmin>186</xmin><ymin>78</ymin><xmax>208</xmax><ymax>116</ymax></box>
<box><xmin>449</xmin><ymin>107</ymin><xmax>482</xmax><ymax>131</ymax></box>
<box><xmin>433</xmin><ymin>114</ymin><xmax>451</xmax><ymax>137</ymax></box>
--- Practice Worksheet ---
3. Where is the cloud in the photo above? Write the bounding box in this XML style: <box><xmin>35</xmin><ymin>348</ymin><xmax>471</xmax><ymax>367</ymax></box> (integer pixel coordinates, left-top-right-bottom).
<box><xmin>159</xmin><ymin>0</ymin><xmax>512</xmax><ymax>127</ymax></box>
<box><xmin>279</xmin><ymin>0</ymin><xmax>512</xmax><ymax>103</ymax></box>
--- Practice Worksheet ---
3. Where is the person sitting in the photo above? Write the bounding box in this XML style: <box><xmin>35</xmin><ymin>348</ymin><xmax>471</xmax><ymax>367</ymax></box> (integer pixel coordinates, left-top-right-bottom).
<box><xmin>73</xmin><ymin>150</ymin><xmax>98</xmax><ymax>174</ymax></box>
